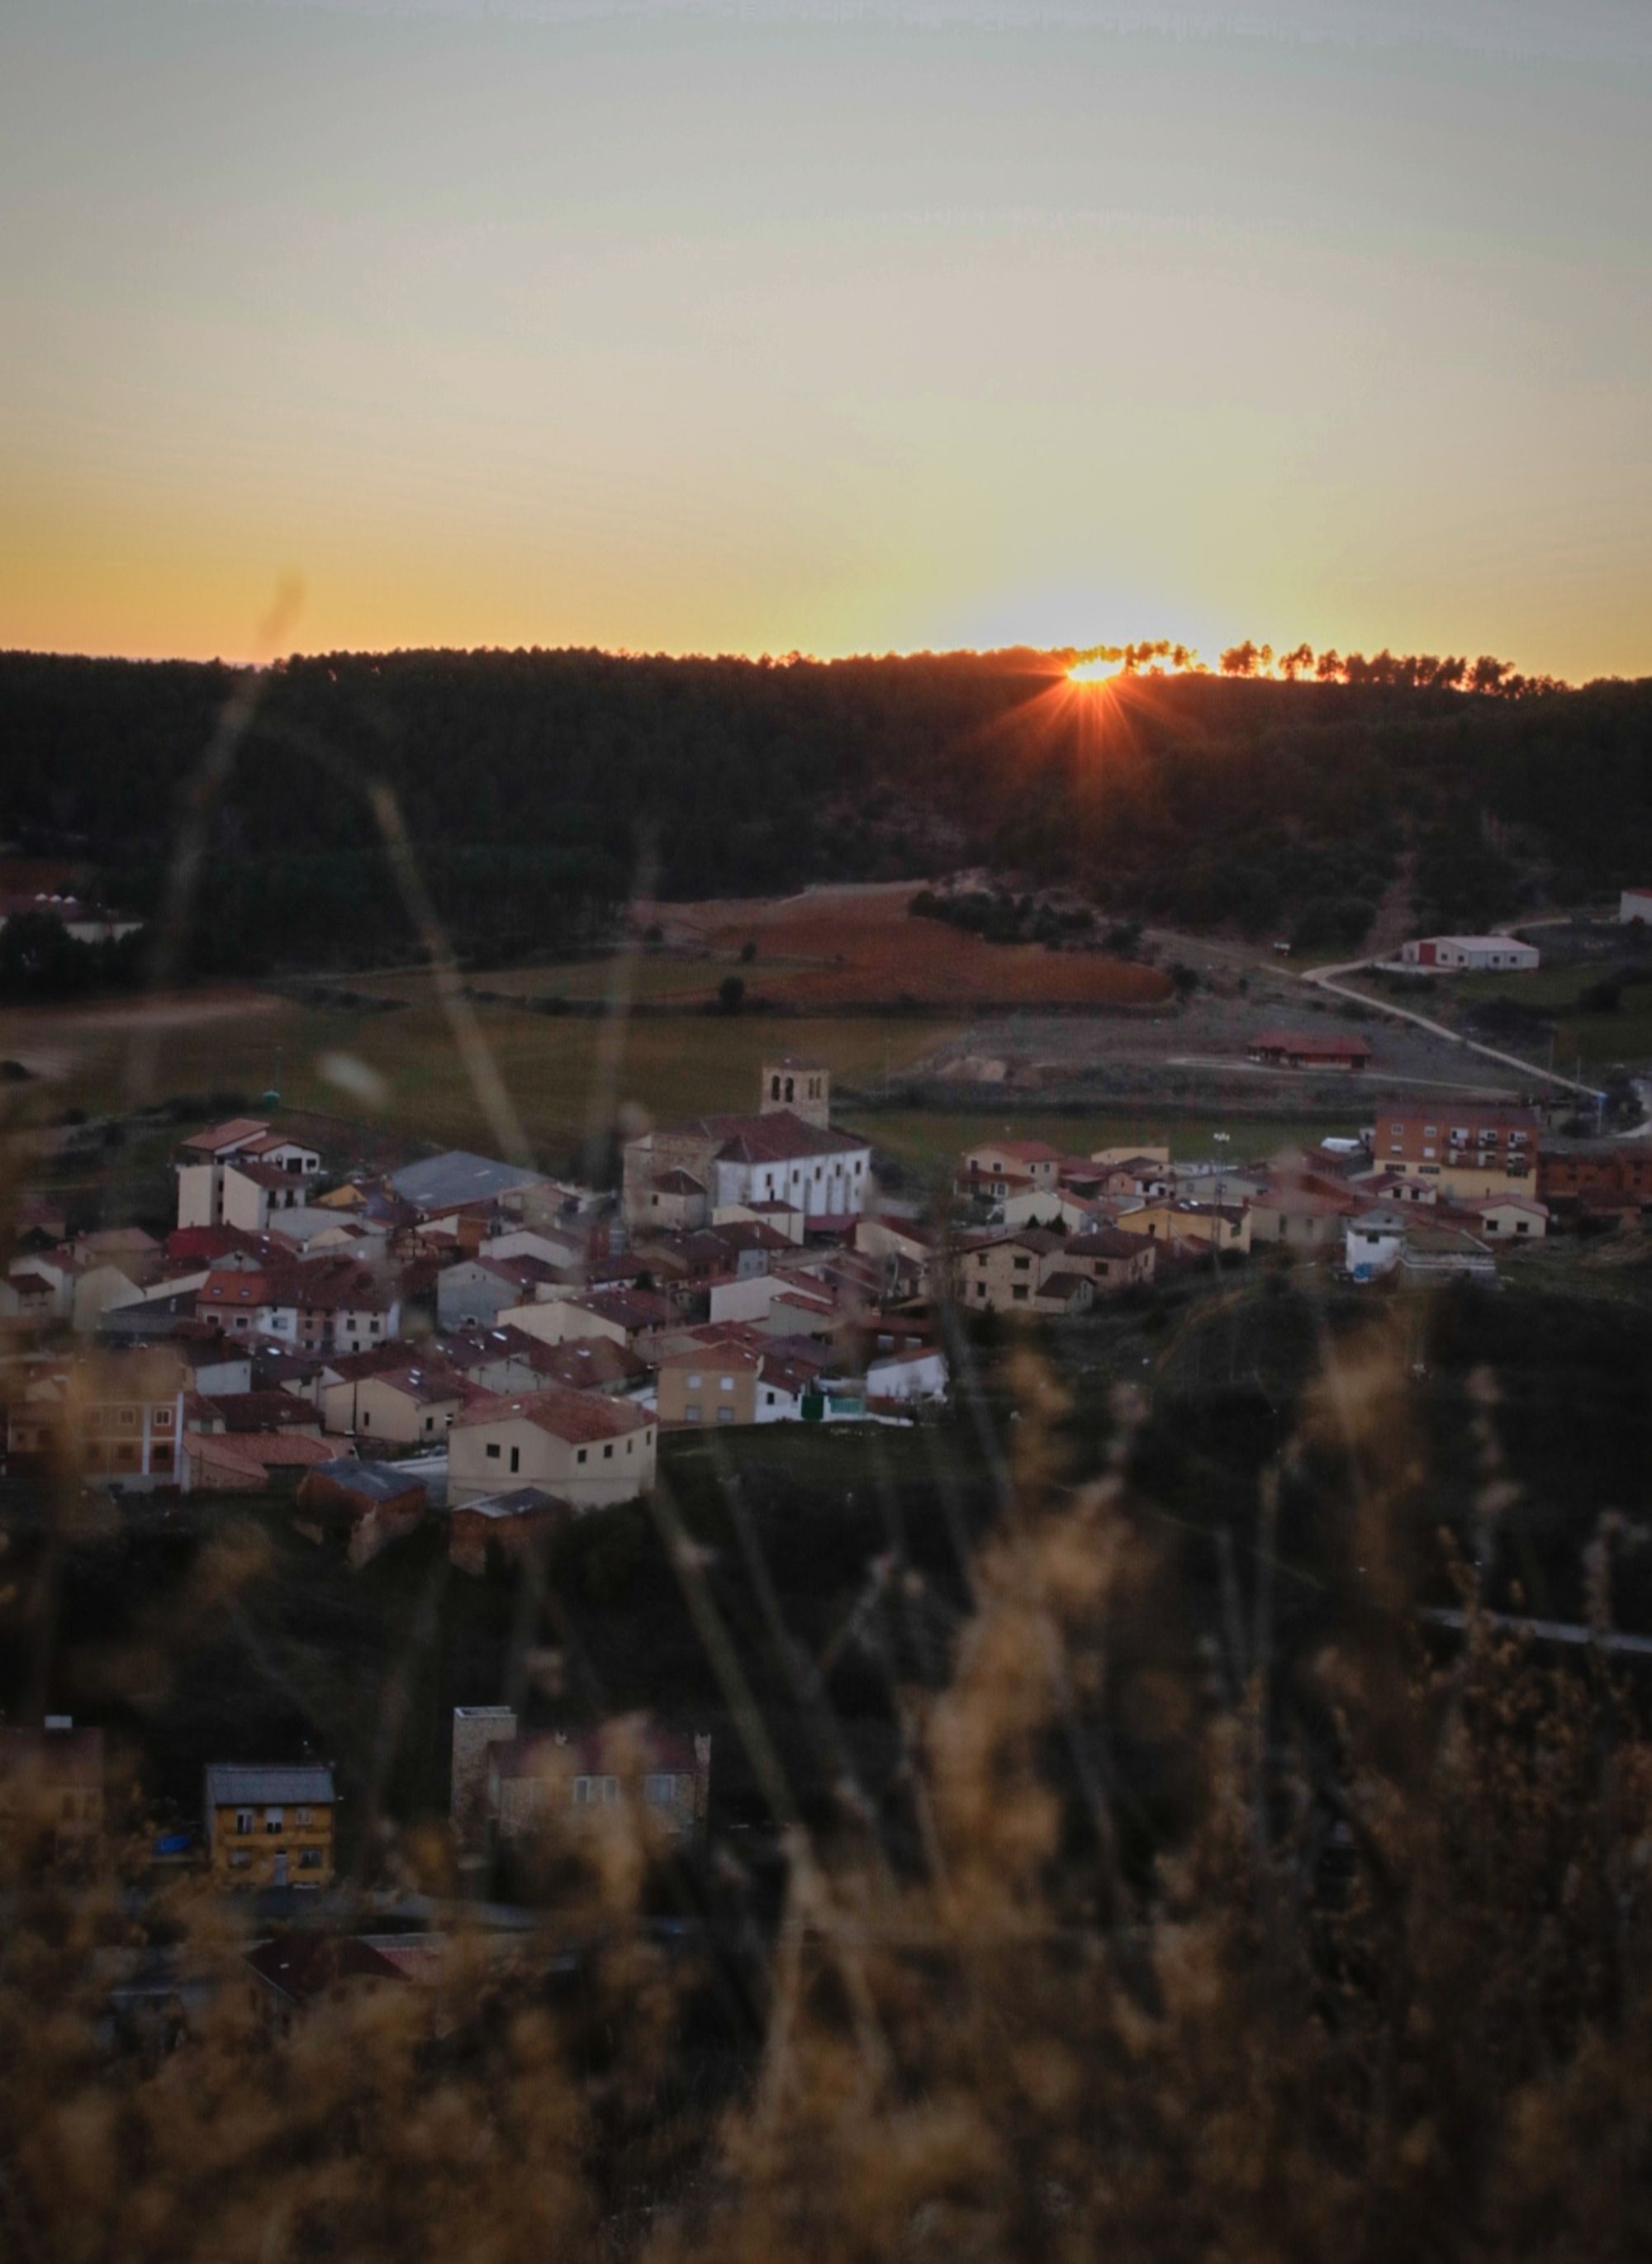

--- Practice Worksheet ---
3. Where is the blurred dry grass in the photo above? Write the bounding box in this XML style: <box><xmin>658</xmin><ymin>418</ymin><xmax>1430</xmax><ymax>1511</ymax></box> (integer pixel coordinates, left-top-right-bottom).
<box><xmin>4</xmin><ymin>1324</ymin><xmax>1652</xmax><ymax>2262</ymax></box>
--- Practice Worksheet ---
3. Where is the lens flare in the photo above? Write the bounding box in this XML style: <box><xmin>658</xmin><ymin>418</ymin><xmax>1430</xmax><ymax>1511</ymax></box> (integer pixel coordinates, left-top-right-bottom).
<box><xmin>1068</xmin><ymin>655</ymin><xmax>1124</xmax><ymax>686</ymax></box>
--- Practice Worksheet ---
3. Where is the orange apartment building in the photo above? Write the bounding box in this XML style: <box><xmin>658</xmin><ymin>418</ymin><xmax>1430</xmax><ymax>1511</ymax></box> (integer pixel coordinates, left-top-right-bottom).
<box><xmin>1372</xmin><ymin>1104</ymin><xmax>1540</xmax><ymax>1203</ymax></box>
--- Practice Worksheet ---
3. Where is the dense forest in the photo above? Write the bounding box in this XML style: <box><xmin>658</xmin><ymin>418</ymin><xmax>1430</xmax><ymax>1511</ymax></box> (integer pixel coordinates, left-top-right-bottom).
<box><xmin>0</xmin><ymin>648</ymin><xmax>1648</xmax><ymax>975</ymax></box>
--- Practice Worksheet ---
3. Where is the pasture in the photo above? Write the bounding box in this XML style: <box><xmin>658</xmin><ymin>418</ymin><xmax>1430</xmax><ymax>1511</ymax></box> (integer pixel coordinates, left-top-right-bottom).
<box><xmin>0</xmin><ymin>988</ymin><xmax>965</xmax><ymax>1170</ymax></box>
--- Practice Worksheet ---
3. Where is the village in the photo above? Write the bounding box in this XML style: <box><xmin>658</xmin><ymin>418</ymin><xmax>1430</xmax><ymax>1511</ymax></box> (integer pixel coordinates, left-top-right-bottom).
<box><xmin>5</xmin><ymin>886</ymin><xmax>1652</xmax><ymax>2033</ymax></box>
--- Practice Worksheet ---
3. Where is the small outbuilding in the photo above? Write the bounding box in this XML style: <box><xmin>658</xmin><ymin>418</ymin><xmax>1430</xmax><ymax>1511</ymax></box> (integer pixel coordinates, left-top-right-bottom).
<box><xmin>1246</xmin><ymin>1030</ymin><xmax>1374</xmax><ymax>1071</ymax></box>
<box><xmin>295</xmin><ymin>1459</ymin><xmax>429</xmax><ymax>1564</ymax></box>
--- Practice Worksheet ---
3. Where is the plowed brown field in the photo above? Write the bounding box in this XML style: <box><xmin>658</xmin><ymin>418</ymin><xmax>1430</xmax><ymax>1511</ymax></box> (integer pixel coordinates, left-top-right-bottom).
<box><xmin>640</xmin><ymin>884</ymin><xmax>1175</xmax><ymax>1009</ymax></box>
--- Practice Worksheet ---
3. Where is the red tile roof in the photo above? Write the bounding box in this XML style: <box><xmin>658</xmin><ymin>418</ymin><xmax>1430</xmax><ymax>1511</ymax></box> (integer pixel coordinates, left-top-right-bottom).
<box><xmin>697</xmin><ymin>1109</ymin><xmax>867</xmax><ymax>1165</ymax></box>
<box><xmin>178</xmin><ymin>1118</ymin><xmax>270</xmax><ymax>1155</ymax></box>
<box><xmin>1250</xmin><ymin>1030</ymin><xmax>1373</xmax><ymax>1058</ymax></box>
<box><xmin>246</xmin><ymin>1933</ymin><xmax>406</xmax><ymax>2005</ymax></box>
<box><xmin>455</xmin><ymin>1386</ymin><xmax>653</xmax><ymax>1445</ymax></box>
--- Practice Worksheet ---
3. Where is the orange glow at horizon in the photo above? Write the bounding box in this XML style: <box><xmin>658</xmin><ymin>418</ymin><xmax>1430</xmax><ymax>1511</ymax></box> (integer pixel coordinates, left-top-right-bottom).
<box><xmin>1067</xmin><ymin>655</ymin><xmax>1127</xmax><ymax>686</ymax></box>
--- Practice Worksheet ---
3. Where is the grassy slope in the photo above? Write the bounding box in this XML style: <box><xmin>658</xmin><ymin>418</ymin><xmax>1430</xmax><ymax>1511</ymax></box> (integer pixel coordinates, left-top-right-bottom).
<box><xmin>0</xmin><ymin>993</ymin><xmax>965</xmax><ymax>1167</ymax></box>
<box><xmin>1418</xmin><ymin>965</ymin><xmax>1652</xmax><ymax>1071</ymax></box>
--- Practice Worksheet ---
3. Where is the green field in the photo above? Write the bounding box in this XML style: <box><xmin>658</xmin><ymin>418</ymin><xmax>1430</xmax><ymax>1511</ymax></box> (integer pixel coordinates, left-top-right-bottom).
<box><xmin>1431</xmin><ymin>964</ymin><xmax>1652</xmax><ymax>1073</ymax></box>
<box><xmin>861</xmin><ymin>1108</ymin><xmax>1358</xmax><ymax>1183</ymax></box>
<box><xmin>0</xmin><ymin>990</ymin><xmax>963</xmax><ymax>1168</ymax></box>
<box><xmin>354</xmin><ymin>955</ymin><xmax>766</xmax><ymax>1006</ymax></box>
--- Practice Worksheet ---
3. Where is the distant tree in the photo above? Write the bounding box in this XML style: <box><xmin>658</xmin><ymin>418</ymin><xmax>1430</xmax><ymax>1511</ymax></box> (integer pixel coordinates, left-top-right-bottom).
<box><xmin>717</xmin><ymin>974</ymin><xmax>746</xmax><ymax>1013</ymax></box>
<box><xmin>1278</xmin><ymin>643</ymin><xmax>1315</xmax><ymax>681</ymax></box>
<box><xmin>1220</xmin><ymin>641</ymin><xmax>1261</xmax><ymax>677</ymax></box>
<box><xmin>738</xmin><ymin>939</ymin><xmax>757</xmax><ymax>964</ymax></box>
<box><xmin>1314</xmin><ymin>648</ymin><xmax>1343</xmax><ymax>681</ymax></box>
<box><xmin>1579</xmin><ymin>976</ymin><xmax>1622</xmax><ymax>1014</ymax></box>
<box><xmin>1170</xmin><ymin>962</ymin><xmax>1200</xmax><ymax>998</ymax></box>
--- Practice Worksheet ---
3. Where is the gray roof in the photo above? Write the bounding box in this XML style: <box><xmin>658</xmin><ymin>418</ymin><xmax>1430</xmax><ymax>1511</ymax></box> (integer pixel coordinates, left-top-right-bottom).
<box><xmin>454</xmin><ymin>1485</ymin><xmax>570</xmax><ymax>1523</ymax></box>
<box><xmin>205</xmin><ymin>1763</ymin><xmax>335</xmax><ymax>1808</ymax></box>
<box><xmin>390</xmin><ymin>1151</ymin><xmax>546</xmax><ymax>1212</ymax></box>
<box><xmin>302</xmin><ymin>1459</ymin><xmax>427</xmax><ymax>1504</ymax></box>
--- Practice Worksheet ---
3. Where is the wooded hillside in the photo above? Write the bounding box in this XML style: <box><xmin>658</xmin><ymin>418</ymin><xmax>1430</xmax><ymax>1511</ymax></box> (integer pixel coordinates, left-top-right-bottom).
<box><xmin>2</xmin><ymin>648</ymin><xmax>1648</xmax><ymax>973</ymax></box>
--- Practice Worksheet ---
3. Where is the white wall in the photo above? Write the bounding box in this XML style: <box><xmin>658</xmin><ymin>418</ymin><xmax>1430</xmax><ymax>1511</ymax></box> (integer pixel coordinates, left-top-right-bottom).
<box><xmin>176</xmin><ymin>1161</ymin><xmax>220</xmax><ymax>1230</ymax></box>
<box><xmin>712</xmin><ymin>1144</ymin><xmax>871</xmax><ymax>1219</ymax></box>
<box><xmin>866</xmin><ymin>1349</ymin><xmax>948</xmax><ymax>1401</ymax></box>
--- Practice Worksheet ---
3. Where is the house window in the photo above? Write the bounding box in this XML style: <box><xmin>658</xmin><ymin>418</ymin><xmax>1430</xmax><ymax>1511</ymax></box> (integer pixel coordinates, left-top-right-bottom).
<box><xmin>601</xmin><ymin>1776</ymin><xmax>620</xmax><ymax>1803</ymax></box>
<box><xmin>686</xmin><ymin>1372</ymin><xmax>701</xmax><ymax>1389</ymax></box>
<box><xmin>264</xmin><ymin>1809</ymin><xmax>284</xmax><ymax>1832</ymax></box>
<box><xmin>230</xmin><ymin>1850</ymin><xmax>251</xmax><ymax>1869</ymax></box>
<box><xmin>296</xmin><ymin>1807</ymin><xmax>313</xmax><ymax>1826</ymax></box>
<box><xmin>509</xmin><ymin>1446</ymin><xmax>520</xmax><ymax>1474</ymax></box>
<box><xmin>765</xmin><ymin>1391</ymin><xmax>776</xmax><ymax>1406</ymax></box>
<box><xmin>576</xmin><ymin>1446</ymin><xmax>588</xmax><ymax>1464</ymax></box>
<box><xmin>151</xmin><ymin>1443</ymin><xmax>173</xmax><ymax>1472</ymax></box>
<box><xmin>1012</xmin><ymin>1285</ymin><xmax>1029</xmax><ymax>1302</ymax></box>
<box><xmin>118</xmin><ymin>1407</ymin><xmax>137</xmax><ymax>1429</ymax></box>
<box><xmin>644</xmin><ymin>1774</ymin><xmax>676</xmax><ymax>1806</ymax></box>
<box><xmin>235</xmin><ymin>1810</ymin><xmax>254</xmax><ymax>1835</ymax></box>
<box><xmin>719</xmin><ymin>1375</ymin><xmax>734</xmax><ymax>1392</ymax></box>
<box><xmin>573</xmin><ymin>1777</ymin><xmax>593</xmax><ymax>1806</ymax></box>
<box><xmin>486</xmin><ymin>1442</ymin><xmax>501</xmax><ymax>1459</ymax></box>
<box><xmin>298</xmin><ymin>1849</ymin><xmax>323</xmax><ymax>1871</ymax></box>
<box><xmin>685</xmin><ymin>1405</ymin><xmax>701</xmax><ymax>1423</ymax></box>
<box><xmin>153</xmin><ymin>1407</ymin><xmax>173</xmax><ymax>1431</ymax></box>
<box><xmin>602</xmin><ymin>1442</ymin><xmax>613</xmax><ymax>1459</ymax></box>
<box><xmin>716</xmin><ymin>1406</ymin><xmax>735</xmax><ymax>1423</ymax></box>
<box><xmin>1013</xmin><ymin>1255</ymin><xmax>1030</xmax><ymax>1271</ymax></box>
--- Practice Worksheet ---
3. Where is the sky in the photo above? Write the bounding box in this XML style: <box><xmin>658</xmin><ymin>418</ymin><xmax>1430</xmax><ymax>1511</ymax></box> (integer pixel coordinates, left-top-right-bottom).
<box><xmin>2</xmin><ymin>0</ymin><xmax>1649</xmax><ymax>677</ymax></box>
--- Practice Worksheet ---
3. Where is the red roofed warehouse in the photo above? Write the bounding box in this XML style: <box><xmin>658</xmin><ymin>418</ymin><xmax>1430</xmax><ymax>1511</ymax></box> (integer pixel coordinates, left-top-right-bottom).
<box><xmin>1246</xmin><ymin>1030</ymin><xmax>1373</xmax><ymax>1071</ymax></box>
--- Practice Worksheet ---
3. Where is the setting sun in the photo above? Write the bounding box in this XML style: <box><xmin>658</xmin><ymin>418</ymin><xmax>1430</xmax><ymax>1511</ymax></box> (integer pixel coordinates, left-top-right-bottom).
<box><xmin>1067</xmin><ymin>656</ymin><xmax>1126</xmax><ymax>686</ymax></box>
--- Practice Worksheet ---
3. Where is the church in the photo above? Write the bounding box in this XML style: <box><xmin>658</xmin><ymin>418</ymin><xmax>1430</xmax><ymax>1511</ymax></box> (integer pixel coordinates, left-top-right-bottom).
<box><xmin>621</xmin><ymin>1058</ymin><xmax>873</xmax><ymax>1232</ymax></box>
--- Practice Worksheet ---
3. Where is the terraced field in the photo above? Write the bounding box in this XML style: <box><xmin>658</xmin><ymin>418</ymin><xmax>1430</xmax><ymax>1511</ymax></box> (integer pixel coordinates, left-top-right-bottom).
<box><xmin>633</xmin><ymin>883</ymin><xmax>1175</xmax><ymax>1009</ymax></box>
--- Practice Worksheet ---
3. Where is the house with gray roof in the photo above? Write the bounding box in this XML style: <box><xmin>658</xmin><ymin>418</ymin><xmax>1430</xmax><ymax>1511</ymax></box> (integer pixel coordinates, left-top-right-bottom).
<box><xmin>390</xmin><ymin>1152</ymin><xmax>548</xmax><ymax>1216</ymax></box>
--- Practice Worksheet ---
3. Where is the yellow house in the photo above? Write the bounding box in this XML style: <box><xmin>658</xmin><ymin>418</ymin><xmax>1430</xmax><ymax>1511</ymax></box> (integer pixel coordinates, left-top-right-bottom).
<box><xmin>320</xmin><ymin>1361</ymin><xmax>472</xmax><ymax>1444</ymax></box>
<box><xmin>205</xmin><ymin>1763</ymin><xmax>336</xmax><ymax>1887</ymax></box>
<box><xmin>448</xmin><ymin>1387</ymin><xmax>657</xmax><ymax>1507</ymax></box>
<box><xmin>657</xmin><ymin>1342</ymin><xmax>762</xmax><ymax>1426</ymax></box>
<box><xmin>1113</xmin><ymin>1198</ymin><xmax>1252</xmax><ymax>1253</ymax></box>
<box><xmin>953</xmin><ymin>1229</ymin><xmax>1094</xmax><ymax>1315</ymax></box>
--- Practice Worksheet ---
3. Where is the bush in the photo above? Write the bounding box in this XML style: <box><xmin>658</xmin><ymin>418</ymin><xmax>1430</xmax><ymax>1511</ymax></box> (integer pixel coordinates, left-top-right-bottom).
<box><xmin>1291</xmin><ymin>895</ymin><xmax>1377</xmax><ymax>953</ymax></box>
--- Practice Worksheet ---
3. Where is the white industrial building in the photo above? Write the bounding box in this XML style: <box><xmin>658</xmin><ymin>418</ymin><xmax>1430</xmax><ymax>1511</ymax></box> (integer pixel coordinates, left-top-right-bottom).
<box><xmin>1397</xmin><ymin>935</ymin><xmax>1540</xmax><ymax>972</ymax></box>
